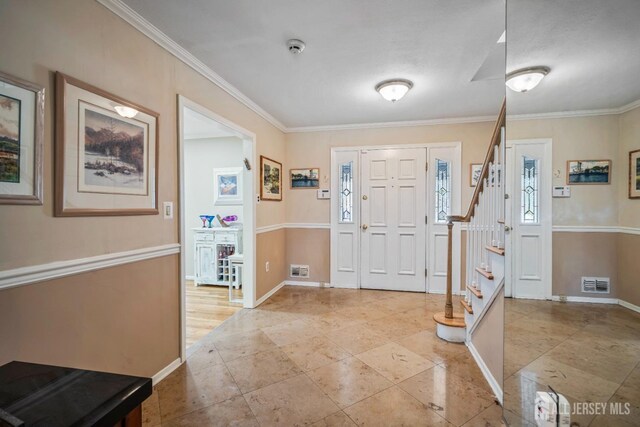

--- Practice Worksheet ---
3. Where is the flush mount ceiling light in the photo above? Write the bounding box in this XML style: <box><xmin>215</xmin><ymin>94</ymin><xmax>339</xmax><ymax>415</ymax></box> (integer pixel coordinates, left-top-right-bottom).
<box><xmin>506</xmin><ymin>66</ymin><xmax>550</xmax><ymax>93</ymax></box>
<box><xmin>375</xmin><ymin>79</ymin><xmax>413</xmax><ymax>102</ymax></box>
<box><xmin>114</xmin><ymin>105</ymin><xmax>139</xmax><ymax>118</ymax></box>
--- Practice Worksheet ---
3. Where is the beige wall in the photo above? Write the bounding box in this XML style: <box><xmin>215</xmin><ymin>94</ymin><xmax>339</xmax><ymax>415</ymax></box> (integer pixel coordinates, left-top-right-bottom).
<box><xmin>285</xmin><ymin>121</ymin><xmax>497</xmax><ymax>224</ymax></box>
<box><xmin>618</xmin><ymin>106</ymin><xmax>640</xmax><ymax>228</ymax></box>
<box><xmin>470</xmin><ymin>287</ymin><xmax>504</xmax><ymax>390</ymax></box>
<box><xmin>286</xmin><ymin>228</ymin><xmax>331</xmax><ymax>284</ymax></box>
<box><xmin>0</xmin><ymin>256</ymin><xmax>180</xmax><ymax>376</ymax></box>
<box><xmin>552</xmin><ymin>232</ymin><xmax>619</xmax><ymax>298</ymax></box>
<box><xmin>256</xmin><ymin>229</ymin><xmax>287</xmax><ymax>300</ymax></box>
<box><xmin>618</xmin><ymin>234</ymin><xmax>640</xmax><ymax>306</ymax></box>
<box><xmin>0</xmin><ymin>0</ymin><xmax>286</xmax><ymax>375</ymax></box>
<box><xmin>507</xmin><ymin>115</ymin><xmax>620</xmax><ymax>226</ymax></box>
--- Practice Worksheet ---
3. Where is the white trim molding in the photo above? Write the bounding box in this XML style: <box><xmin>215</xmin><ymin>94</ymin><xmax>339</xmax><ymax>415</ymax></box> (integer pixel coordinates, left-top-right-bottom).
<box><xmin>551</xmin><ymin>295</ymin><xmax>618</xmax><ymax>304</ymax></box>
<box><xmin>256</xmin><ymin>223</ymin><xmax>331</xmax><ymax>234</ymax></box>
<box><xmin>152</xmin><ymin>357</ymin><xmax>182</xmax><ymax>386</ymax></box>
<box><xmin>255</xmin><ymin>281</ymin><xmax>286</xmax><ymax>307</ymax></box>
<box><xmin>0</xmin><ymin>244</ymin><xmax>181</xmax><ymax>291</ymax></box>
<box><xmin>97</xmin><ymin>0</ymin><xmax>287</xmax><ymax>132</ymax></box>
<box><xmin>552</xmin><ymin>225</ymin><xmax>640</xmax><ymax>235</ymax></box>
<box><xmin>285</xmin><ymin>281</ymin><xmax>324</xmax><ymax>287</ymax></box>
<box><xmin>467</xmin><ymin>342</ymin><xmax>503</xmax><ymax>404</ymax></box>
<box><xmin>256</xmin><ymin>224</ymin><xmax>285</xmax><ymax>234</ymax></box>
<box><xmin>619</xmin><ymin>299</ymin><xmax>640</xmax><ymax>314</ymax></box>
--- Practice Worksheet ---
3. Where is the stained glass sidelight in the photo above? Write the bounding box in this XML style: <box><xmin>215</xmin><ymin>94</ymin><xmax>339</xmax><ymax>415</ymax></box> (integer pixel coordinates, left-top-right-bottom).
<box><xmin>435</xmin><ymin>159</ymin><xmax>451</xmax><ymax>223</ymax></box>
<box><xmin>521</xmin><ymin>156</ymin><xmax>539</xmax><ymax>224</ymax></box>
<box><xmin>339</xmin><ymin>161</ymin><xmax>353</xmax><ymax>223</ymax></box>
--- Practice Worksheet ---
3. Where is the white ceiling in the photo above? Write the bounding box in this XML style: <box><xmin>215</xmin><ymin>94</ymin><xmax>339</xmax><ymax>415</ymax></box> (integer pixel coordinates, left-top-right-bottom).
<box><xmin>116</xmin><ymin>0</ymin><xmax>640</xmax><ymax>129</ymax></box>
<box><xmin>507</xmin><ymin>0</ymin><xmax>640</xmax><ymax>115</ymax></box>
<box><xmin>119</xmin><ymin>0</ymin><xmax>506</xmax><ymax>129</ymax></box>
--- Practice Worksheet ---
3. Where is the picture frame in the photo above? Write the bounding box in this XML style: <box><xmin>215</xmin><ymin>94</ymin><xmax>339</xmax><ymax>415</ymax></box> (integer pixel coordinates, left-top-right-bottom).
<box><xmin>469</xmin><ymin>163</ymin><xmax>482</xmax><ymax>187</ymax></box>
<box><xmin>55</xmin><ymin>72</ymin><xmax>159</xmax><ymax>216</ymax></box>
<box><xmin>0</xmin><ymin>70</ymin><xmax>44</xmax><ymax>205</ymax></box>
<box><xmin>630</xmin><ymin>149</ymin><xmax>640</xmax><ymax>199</ymax></box>
<box><xmin>290</xmin><ymin>167</ymin><xmax>320</xmax><ymax>189</ymax></box>
<box><xmin>566</xmin><ymin>159</ymin><xmax>611</xmax><ymax>185</ymax></box>
<box><xmin>214</xmin><ymin>167</ymin><xmax>243</xmax><ymax>205</ymax></box>
<box><xmin>260</xmin><ymin>155</ymin><xmax>282</xmax><ymax>201</ymax></box>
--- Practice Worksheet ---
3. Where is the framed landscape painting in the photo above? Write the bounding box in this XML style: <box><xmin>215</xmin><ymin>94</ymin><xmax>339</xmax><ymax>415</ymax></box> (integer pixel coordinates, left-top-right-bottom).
<box><xmin>214</xmin><ymin>167</ymin><xmax>242</xmax><ymax>205</ymax></box>
<box><xmin>566</xmin><ymin>160</ymin><xmax>611</xmax><ymax>185</ymax></box>
<box><xmin>55</xmin><ymin>72</ymin><xmax>159</xmax><ymax>216</ymax></box>
<box><xmin>0</xmin><ymin>71</ymin><xmax>44</xmax><ymax>205</ymax></box>
<box><xmin>630</xmin><ymin>149</ymin><xmax>640</xmax><ymax>199</ymax></box>
<box><xmin>260</xmin><ymin>155</ymin><xmax>282</xmax><ymax>201</ymax></box>
<box><xmin>290</xmin><ymin>167</ymin><xmax>319</xmax><ymax>189</ymax></box>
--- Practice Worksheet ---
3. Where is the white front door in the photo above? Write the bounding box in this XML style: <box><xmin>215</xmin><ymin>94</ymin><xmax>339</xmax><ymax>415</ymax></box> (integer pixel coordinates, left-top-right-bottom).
<box><xmin>360</xmin><ymin>148</ymin><xmax>427</xmax><ymax>292</ymax></box>
<box><xmin>505</xmin><ymin>139</ymin><xmax>552</xmax><ymax>299</ymax></box>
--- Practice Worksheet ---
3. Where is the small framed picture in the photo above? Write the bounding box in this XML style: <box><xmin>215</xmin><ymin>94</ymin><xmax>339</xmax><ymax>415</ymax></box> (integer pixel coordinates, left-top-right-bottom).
<box><xmin>290</xmin><ymin>167</ymin><xmax>320</xmax><ymax>189</ymax></box>
<box><xmin>260</xmin><ymin>155</ymin><xmax>282</xmax><ymax>201</ymax></box>
<box><xmin>55</xmin><ymin>72</ymin><xmax>159</xmax><ymax>216</ymax></box>
<box><xmin>566</xmin><ymin>160</ymin><xmax>611</xmax><ymax>185</ymax></box>
<box><xmin>630</xmin><ymin>149</ymin><xmax>640</xmax><ymax>199</ymax></box>
<box><xmin>0</xmin><ymin>70</ymin><xmax>44</xmax><ymax>205</ymax></box>
<box><xmin>470</xmin><ymin>163</ymin><xmax>482</xmax><ymax>187</ymax></box>
<box><xmin>214</xmin><ymin>167</ymin><xmax>242</xmax><ymax>205</ymax></box>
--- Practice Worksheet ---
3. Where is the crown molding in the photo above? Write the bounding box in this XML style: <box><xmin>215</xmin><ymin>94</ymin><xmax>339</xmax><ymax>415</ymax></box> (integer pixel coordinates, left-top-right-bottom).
<box><xmin>286</xmin><ymin>115</ymin><xmax>497</xmax><ymax>133</ymax></box>
<box><xmin>96</xmin><ymin>0</ymin><xmax>287</xmax><ymax>132</ymax></box>
<box><xmin>507</xmin><ymin>97</ymin><xmax>640</xmax><ymax>122</ymax></box>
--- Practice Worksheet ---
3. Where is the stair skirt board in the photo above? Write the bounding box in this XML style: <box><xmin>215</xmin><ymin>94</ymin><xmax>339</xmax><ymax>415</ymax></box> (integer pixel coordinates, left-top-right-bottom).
<box><xmin>467</xmin><ymin>341</ymin><xmax>503</xmax><ymax>404</ymax></box>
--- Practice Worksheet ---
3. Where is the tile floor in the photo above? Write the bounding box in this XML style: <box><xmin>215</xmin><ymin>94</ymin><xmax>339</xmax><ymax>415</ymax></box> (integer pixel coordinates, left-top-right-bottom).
<box><xmin>503</xmin><ymin>298</ymin><xmax>640</xmax><ymax>427</ymax></box>
<box><xmin>142</xmin><ymin>286</ymin><xmax>503</xmax><ymax>426</ymax></box>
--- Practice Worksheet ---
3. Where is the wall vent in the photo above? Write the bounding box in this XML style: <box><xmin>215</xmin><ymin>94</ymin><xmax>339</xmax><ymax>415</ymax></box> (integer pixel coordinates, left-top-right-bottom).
<box><xmin>581</xmin><ymin>277</ymin><xmax>610</xmax><ymax>294</ymax></box>
<box><xmin>290</xmin><ymin>264</ymin><xmax>310</xmax><ymax>278</ymax></box>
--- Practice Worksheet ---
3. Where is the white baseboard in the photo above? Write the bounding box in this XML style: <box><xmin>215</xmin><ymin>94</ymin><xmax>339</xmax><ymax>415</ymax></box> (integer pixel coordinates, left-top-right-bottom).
<box><xmin>467</xmin><ymin>341</ymin><xmax>503</xmax><ymax>404</ymax></box>
<box><xmin>552</xmin><ymin>295</ymin><xmax>618</xmax><ymax>304</ymax></box>
<box><xmin>619</xmin><ymin>299</ymin><xmax>640</xmax><ymax>314</ymax></box>
<box><xmin>254</xmin><ymin>281</ymin><xmax>285</xmax><ymax>307</ymax></box>
<box><xmin>152</xmin><ymin>357</ymin><xmax>182</xmax><ymax>386</ymax></box>
<box><xmin>285</xmin><ymin>280</ymin><xmax>323</xmax><ymax>287</ymax></box>
<box><xmin>185</xmin><ymin>275</ymin><xmax>195</xmax><ymax>281</ymax></box>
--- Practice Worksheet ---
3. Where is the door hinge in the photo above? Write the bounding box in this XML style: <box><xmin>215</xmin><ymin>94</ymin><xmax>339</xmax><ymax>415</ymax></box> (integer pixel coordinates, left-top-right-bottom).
<box><xmin>425</xmin><ymin>268</ymin><xmax>428</xmax><ymax>277</ymax></box>
<box><xmin>425</xmin><ymin>162</ymin><xmax>429</xmax><ymax>172</ymax></box>
<box><xmin>425</xmin><ymin>215</ymin><xmax>428</xmax><ymax>224</ymax></box>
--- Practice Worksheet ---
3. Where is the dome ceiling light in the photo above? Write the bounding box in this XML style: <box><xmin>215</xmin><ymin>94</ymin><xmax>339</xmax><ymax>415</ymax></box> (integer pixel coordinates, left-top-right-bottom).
<box><xmin>375</xmin><ymin>79</ymin><xmax>413</xmax><ymax>102</ymax></box>
<box><xmin>506</xmin><ymin>66</ymin><xmax>550</xmax><ymax>93</ymax></box>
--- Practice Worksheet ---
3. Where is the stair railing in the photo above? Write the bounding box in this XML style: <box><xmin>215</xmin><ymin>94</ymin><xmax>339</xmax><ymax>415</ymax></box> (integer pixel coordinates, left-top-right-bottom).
<box><xmin>442</xmin><ymin>100</ymin><xmax>506</xmax><ymax>321</ymax></box>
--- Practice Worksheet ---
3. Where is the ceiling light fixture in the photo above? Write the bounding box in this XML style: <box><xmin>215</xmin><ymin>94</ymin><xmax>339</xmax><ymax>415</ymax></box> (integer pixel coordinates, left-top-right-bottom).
<box><xmin>287</xmin><ymin>39</ymin><xmax>306</xmax><ymax>54</ymax></box>
<box><xmin>506</xmin><ymin>66</ymin><xmax>550</xmax><ymax>93</ymax></box>
<box><xmin>114</xmin><ymin>105</ymin><xmax>139</xmax><ymax>118</ymax></box>
<box><xmin>375</xmin><ymin>79</ymin><xmax>413</xmax><ymax>102</ymax></box>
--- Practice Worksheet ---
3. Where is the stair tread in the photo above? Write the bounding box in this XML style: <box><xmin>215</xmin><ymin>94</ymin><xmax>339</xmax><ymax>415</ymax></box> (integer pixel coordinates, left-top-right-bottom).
<box><xmin>475</xmin><ymin>267</ymin><xmax>494</xmax><ymax>280</ymax></box>
<box><xmin>486</xmin><ymin>245</ymin><xmax>505</xmax><ymax>256</ymax></box>
<box><xmin>467</xmin><ymin>285</ymin><xmax>483</xmax><ymax>298</ymax></box>
<box><xmin>433</xmin><ymin>312</ymin><xmax>466</xmax><ymax>328</ymax></box>
<box><xmin>460</xmin><ymin>300</ymin><xmax>474</xmax><ymax>314</ymax></box>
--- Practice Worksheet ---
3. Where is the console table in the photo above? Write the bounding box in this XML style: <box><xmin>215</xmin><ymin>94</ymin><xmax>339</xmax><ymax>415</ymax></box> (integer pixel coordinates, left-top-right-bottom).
<box><xmin>193</xmin><ymin>227</ymin><xmax>243</xmax><ymax>286</ymax></box>
<box><xmin>0</xmin><ymin>361</ymin><xmax>151</xmax><ymax>426</ymax></box>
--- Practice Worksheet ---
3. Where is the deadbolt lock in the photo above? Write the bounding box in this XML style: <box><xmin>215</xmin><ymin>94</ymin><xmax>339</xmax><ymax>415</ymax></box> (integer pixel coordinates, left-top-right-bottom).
<box><xmin>362</xmin><ymin>195</ymin><xmax>368</xmax><ymax>200</ymax></box>
<box><xmin>362</xmin><ymin>224</ymin><xmax>368</xmax><ymax>230</ymax></box>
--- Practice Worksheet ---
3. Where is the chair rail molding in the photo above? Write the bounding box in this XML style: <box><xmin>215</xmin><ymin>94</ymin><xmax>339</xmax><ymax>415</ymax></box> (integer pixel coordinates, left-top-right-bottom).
<box><xmin>0</xmin><ymin>243</ymin><xmax>181</xmax><ymax>291</ymax></box>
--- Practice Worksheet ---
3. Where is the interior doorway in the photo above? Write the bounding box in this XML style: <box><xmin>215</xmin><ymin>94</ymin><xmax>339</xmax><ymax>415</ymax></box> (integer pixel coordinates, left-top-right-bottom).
<box><xmin>330</xmin><ymin>143</ymin><xmax>461</xmax><ymax>293</ymax></box>
<box><xmin>505</xmin><ymin>138</ymin><xmax>552</xmax><ymax>299</ymax></box>
<box><xmin>177</xmin><ymin>96</ymin><xmax>256</xmax><ymax>358</ymax></box>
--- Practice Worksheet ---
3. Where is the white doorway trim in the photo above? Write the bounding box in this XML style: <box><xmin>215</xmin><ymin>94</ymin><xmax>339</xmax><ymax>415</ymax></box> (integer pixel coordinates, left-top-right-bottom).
<box><xmin>330</xmin><ymin>142</ymin><xmax>461</xmax><ymax>293</ymax></box>
<box><xmin>505</xmin><ymin>138</ymin><xmax>553</xmax><ymax>300</ymax></box>
<box><xmin>177</xmin><ymin>95</ymin><xmax>257</xmax><ymax>362</ymax></box>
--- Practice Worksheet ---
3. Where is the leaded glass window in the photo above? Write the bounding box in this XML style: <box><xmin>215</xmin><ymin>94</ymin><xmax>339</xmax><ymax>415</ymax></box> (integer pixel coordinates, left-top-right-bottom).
<box><xmin>434</xmin><ymin>159</ymin><xmax>451</xmax><ymax>223</ymax></box>
<box><xmin>521</xmin><ymin>156</ymin><xmax>539</xmax><ymax>224</ymax></box>
<box><xmin>339</xmin><ymin>161</ymin><xmax>353</xmax><ymax>223</ymax></box>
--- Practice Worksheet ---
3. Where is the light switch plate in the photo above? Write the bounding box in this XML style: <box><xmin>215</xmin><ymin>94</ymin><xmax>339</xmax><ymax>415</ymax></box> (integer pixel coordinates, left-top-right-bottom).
<box><xmin>317</xmin><ymin>189</ymin><xmax>330</xmax><ymax>199</ymax></box>
<box><xmin>163</xmin><ymin>202</ymin><xmax>173</xmax><ymax>219</ymax></box>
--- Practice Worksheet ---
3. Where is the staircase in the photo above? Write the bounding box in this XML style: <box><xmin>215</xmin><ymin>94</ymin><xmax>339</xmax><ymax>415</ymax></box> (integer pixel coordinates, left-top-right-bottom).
<box><xmin>433</xmin><ymin>101</ymin><xmax>506</xmax><ymax>342</ymax></box>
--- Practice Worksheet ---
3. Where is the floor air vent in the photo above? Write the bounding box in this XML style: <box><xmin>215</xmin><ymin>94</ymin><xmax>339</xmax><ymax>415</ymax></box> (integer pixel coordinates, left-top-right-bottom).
<box><xmin>290</xmin><ymin>264</ymin><xmax>310</xmax><ymax>278</ymax></box>
<box><xmin>581</xmin><ymin>277</ymin><xmax>610</xmax><ymax>294</ymax></box>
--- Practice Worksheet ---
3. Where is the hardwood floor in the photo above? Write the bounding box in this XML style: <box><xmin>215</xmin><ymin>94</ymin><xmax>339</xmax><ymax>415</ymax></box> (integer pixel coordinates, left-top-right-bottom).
<box><xmin>186</xmin><ymin>281</ymin><xmax>243</xmax><ymax>348</ymax></box>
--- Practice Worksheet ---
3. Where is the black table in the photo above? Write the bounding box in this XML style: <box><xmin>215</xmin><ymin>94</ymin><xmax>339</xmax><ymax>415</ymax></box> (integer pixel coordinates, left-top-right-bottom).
<box><xmin>0</xmin><ymin>361</ymin><xmax>152</xmax><ymax>427</ymax></box>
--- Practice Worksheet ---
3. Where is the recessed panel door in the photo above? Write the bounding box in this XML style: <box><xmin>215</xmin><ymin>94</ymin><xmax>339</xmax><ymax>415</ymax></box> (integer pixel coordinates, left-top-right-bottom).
<box><xmin>360</xmin><ymin>148</ymin><xmax>426</xmax><ymax>292</ymax></box>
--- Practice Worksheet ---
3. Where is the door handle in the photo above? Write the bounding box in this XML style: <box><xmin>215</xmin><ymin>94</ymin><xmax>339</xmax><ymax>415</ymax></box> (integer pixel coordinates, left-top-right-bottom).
<box><xmin>504</xmin><ymin>225</ymin><xmax>511</xmax><ymax>232</ymax></box>
<box><xmin>362</xmin><ymin>224</ymin><xmax>368</xmax><ymax>231</ymax></box>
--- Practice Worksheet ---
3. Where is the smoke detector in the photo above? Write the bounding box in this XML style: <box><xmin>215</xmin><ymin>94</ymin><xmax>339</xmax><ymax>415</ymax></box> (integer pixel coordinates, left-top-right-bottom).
<box><xmin>287</xmin><ymin>39</ymin><xmax>306</xmax><ymax>54</ymax></box>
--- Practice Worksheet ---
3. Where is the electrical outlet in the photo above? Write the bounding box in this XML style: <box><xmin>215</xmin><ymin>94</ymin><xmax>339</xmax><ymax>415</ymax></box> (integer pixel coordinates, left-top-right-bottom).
<box><xmin>265</xmin><ymin>261</ymin><xmax>270</xmax><ymax>272</ymax></box>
